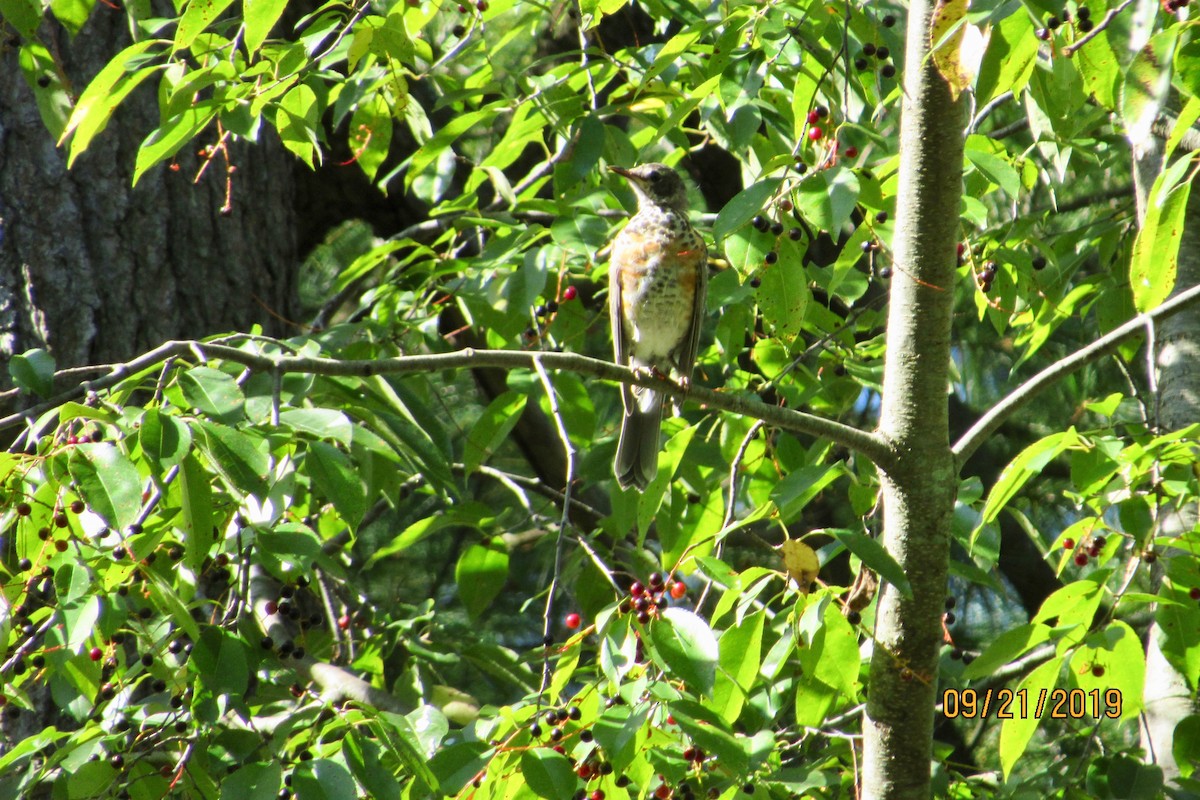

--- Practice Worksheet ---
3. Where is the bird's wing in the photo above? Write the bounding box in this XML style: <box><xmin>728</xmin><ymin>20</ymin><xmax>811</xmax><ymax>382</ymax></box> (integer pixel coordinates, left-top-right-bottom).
<box><xmin>674</xmin><ymin>237</ymin><xmax>708</xmax><ymax>378</ymax></box>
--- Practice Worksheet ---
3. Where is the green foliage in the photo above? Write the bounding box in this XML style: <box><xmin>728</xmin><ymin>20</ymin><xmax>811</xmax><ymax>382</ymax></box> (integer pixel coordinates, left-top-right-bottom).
<box><xmin>5</xmin><ymin>0</ymin><xmax>1200</xmax><ymax>797</ymax></box>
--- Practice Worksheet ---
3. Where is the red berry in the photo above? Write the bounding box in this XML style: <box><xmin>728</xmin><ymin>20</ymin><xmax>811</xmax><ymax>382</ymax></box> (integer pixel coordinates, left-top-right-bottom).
<box><xmin>655</xmin><ymin>785</ymin><xmax>672</xmax><ymax>799</ymax></box>
<box><xmin>630</xmin><ymin>581</ymin><xmax>645</xmax><ymax>597</ymax></box>
<box><xmin>806</xmin><ymin>109</ymin><xmax>820</xmax><ymax>125</ymax></box>
<box><xmin>1190</xmin><ymin>587</ymin><xmax>1200</xmax><ymax>600</ymax></box>
<box><xmin>844</xmin><ymin>146</ymin><xmax>858</xmax><ymax>158</ymax></box>
<box><xmin>337</xmin><ymin>614</ymin><xmax>351</xmax><ymax>629</ymax></box>
<box><xmin>808</xmin><ymin>126</ymin><xmax>823</xmax><ymax>142</ymax></box>
<box><xmin>265</xmin><ymin>601</ymin><xmax>279</xmax><ymax>616</ymax></box>
<box><xmin>1074</xmin><ymin>553</ymin><xmax>1089</xmax><ymax>567</ymax></box>
<box><xmin>1063</xmin><ymin>538</ymin><xmax>1075</xmax><ymax>550</ymax></box>
<box><xmin>590</xmin><ymin>791</ymin><xmax>605</xmax><ymax>800</ymax></box>
<box><xmin>670</xmin><ymin>581</ymin><xmax>686</xmax><ymax>599</ymax></box>
<box><xmin>562</xmin><ymin>285</ymin><xmax>578</xmax><ymax>302</ymax></box>
<box><xmin>70</xmin><ymin>500</ymin><xmax>85</xmax><ymax>514</ymax></box>
<box><xmin>565</xmin><ymin>612</ymin><xmax>581</xmax><ymax>629</ymax></box>
<box><xmin>89</xmin><ymin>647</ymin><xmax>103</xmax><ymax>661</ymax></box>
<box><xmin>649</xmin><ymin>572</ymin><xmax>664</xmax><ymax>588</ymax></box>
<box><xmin>1091</xmin><ymin>665</ymin><xmax>1105</xmax><ymax>677</ymax></box>
<box><xmin>957</xmin><ymin>242</ymin><xmax>966</xmax><ymax>256</ymax></box>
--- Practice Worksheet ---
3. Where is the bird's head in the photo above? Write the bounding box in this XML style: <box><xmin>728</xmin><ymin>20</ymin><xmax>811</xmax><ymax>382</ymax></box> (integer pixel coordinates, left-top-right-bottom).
<box><xmin>609</xmin><ymin>163</ymin><xmax>689</xmax><ymax>213</ymax></box>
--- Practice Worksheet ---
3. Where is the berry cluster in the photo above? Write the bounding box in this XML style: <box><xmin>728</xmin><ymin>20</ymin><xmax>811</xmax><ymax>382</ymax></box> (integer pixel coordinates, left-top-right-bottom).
<box><xmin>620</xmin><ymin>572</ymin><xmax>686</xmax><ymax>625</ymax></box>
<box><xmin>1036</xmin><ymin>5</ymin><xmax>1094</xmax><ymax>40</ymax></box>
<box><xmin>750</xmin><ymin>196</ymin><xmax>806</xmax><ymax>270</ymax></box>
<box><xmin>1064</xmin><ymin>534</ymin><xmax>1107</xmax><ymax>566</ymax></box>
<box><xmin>523</xmin><ymin>285</ymin><xmax>578</xmax><ymax>344</ymax></box>
<box><xmin>854</xmin><ymin>38</ymin><xmax>896</xmax><ymax>79</ymax></box>
<box><xmin>976</xmin><ymin>260</ymin><xmax>997</xmax><ymax>294</ymax></box>
<box><xmin>1161</xmin><ymin>0</ymin><xmax>1191</xmax><ymax>12</ymax></box>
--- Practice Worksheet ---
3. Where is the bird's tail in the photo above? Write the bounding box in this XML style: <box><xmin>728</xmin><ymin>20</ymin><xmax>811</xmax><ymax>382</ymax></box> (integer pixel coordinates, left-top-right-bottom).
<box><xmin>614</xmin><ymin>388</ymin><xmax>663</xmax><ymax>490</ymax></box>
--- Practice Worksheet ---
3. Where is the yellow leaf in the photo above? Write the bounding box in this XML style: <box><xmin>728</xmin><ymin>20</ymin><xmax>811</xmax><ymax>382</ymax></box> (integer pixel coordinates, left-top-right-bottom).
<box><xmin>781</xmin><ymin>539</ymin><xmax>819</xmax><ymax>593</ymax></box>
<box><xmin>930</xmin><ymin>0</ymin><xmax>988</xmax><ymax>101</ymax></box>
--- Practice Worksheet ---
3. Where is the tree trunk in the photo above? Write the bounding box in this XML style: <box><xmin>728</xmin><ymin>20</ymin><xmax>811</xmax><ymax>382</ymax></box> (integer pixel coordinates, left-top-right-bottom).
<box><xmin>0</xmin><ymin>13</ymin><xmax>298</xmax><ymax>385</ymax></box>
<box><xmin>861</xmin><ymin>0</ymin><xmax>964</xmax><ymax>796</ymax></box>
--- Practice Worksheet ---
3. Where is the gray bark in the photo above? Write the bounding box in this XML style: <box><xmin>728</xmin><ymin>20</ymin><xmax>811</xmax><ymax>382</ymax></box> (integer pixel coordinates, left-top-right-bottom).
<box><xmin>0</xmin><ymin>14</ymin><xmax>298</xmax><ymax>386</ymax></box>
<box><xmin>861</xmin><ymin>0</ymin><xmax>964</xmax><ymax>797</ymax></box>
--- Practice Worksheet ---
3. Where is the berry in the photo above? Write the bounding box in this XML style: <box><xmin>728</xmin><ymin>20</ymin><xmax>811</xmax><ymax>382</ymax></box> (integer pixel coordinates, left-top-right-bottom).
<box><xmin>476</xmin><ymin>0</ymin><xmax>488</xmax><ymax>9</ymax></box>
<box><xmin>565</xmin><ymin>612</ymin><xmax>581</xmax><ymax>629</ymax></box>
<box><xmin>53</xmin><ymin>513</ymin><xmax>68</xmax><ymax>528</ymax></box>
<box><xmin>670</xmin><ymin>581</ymin><xmax>687</xmax><ymax>599</ymax></box>
<box><xmin>1037</xmin><ymin>27</ymin><xmax>1051</xmax><ymax>40</ymax></box>
<box><xmin>636</xmin><ymin>610</ymin><xmax>651</xmax><ymax>624</ymax></box>
<box><xmin>751</xmin><ymin>215</ymin><xmax>768</xmax><ymax>232</ymax></box>
<box><xmin>876</xmin><ymin>46</ymin><xmax>890</xmax><ymax>59</ymax></box>
<box><xmin>944</xmin><ymin>612</ymin><xmax>956</xmax><ymax>625</ymax></box>
<box><xmin>816</xmin><ymin>105</ymin><xmax>828</xmax><ymax>119</ymax></box>
<box><xmin>1063</xmin><ymin>538</ymin><xmax>1075</xmax><ymax>549</ymax></box>
<box><xmin>778</xmin><ymin>199</ymin><xmax>793</xmax><ymax>212</ymax></box>
<box><xmin>806</xmin><ymin>109</ymin><xmax>820</xmax><ymax>125</ymax></box>
<box><xmin>1077</xmin><ymin>6</ymin><xmax>1091</xmax><ymax>20</ymax></box>
<box><xmin>452</xmin><ymin>24</ymin><xmax>466</xmax><ymax>37</ymax></box>
<box><xmin>855</xmin><ymin>57</ymin><xmax>869</xmax><ymax>71</ymax></box>
<box><xmin>788</xmin><ymin>227</ymin><xmax>803</xmax><ymax>241</ymax></box>
<box><xmin>70</xmin><ymin>500</ymin><xmax>85</xmax><ymax>514</ymax></box>
<box><xmin>1074</xmin><ymin>553</ymin><xmax>1089</xmax><ymax>567</ymax></box>
<box><xmin>875</xmin><ymin>211</ymin><xmax>889</xmax><ymax>223</ymax></box>
<box><xmin>950</xmin><ymin>648</ymin><xmax>963</xmax><ymax>660</ymax></box>
<box><xmin>769</xmin><ymin>221</ymin><xmax>783</xmax><ymax>236</ymax></box>
<box><xmin>1047</xmin><ymin>14</ymin><xmax>1061</xmax><ymax>28</ymax></box>
<box><xmin>847</xmin><ymin>610</ymin><xmax>862</xmax><ymax>625</ymax></box>
<box><xmin>844</xmin><ymin>146</ymin><xmax>858</xmax><ymax>158</ymax></box>
<box><xmin>1190</xmin><ymin>587</ymin><xmax>1200</xmax><ymax>600</ymax></box>
<box><xmin>16</xmin><ymin>502</ymin><xmax>31</xmax><ymax>516</ymax></box>
<box><xmin>1078</xmin><ymin>18</ymin><xmax>1093</xmax><ymax>32</ymax></box>
<box><xmin>631</xmin><ymin>581</ymin><xmax>645</xmax><ymax>597</ymax></box>
<box><xmin>808</xmin><ymin>126</ymin><xmax>824</xmax><ymax>142</ymax></box>
<box><xmin>568</xmin><ymin>705</ymin><xmax>581</xmax><ymax>720</ymax></box>
<box><xmin>89</xmin><ymin>647</ymin><xmax>103</xmax><ymax>661</ymax></box>
<box><xmin>764</xmin><ymin>251</ymin><xmax>779</xmax><ymax>265</ymax></box>
<box><xmin>881</xmin><ymin>64</ymin><xmax>896</xmax><ymax>78</ymax></box>
<box><xmin>1032</xmin><ymin>255</ymin><xmax>1047</xmax><ymax>270</ymax></box>
<box><xmin>945</xmin><ymin>596</ymin><xmax>957</xmax><ymax>609</ymax></box>
<box><xmin>878</xmin><ymin>266</ymin><xmax>892</xmax><ymax>279</ymax></box>
<box><xmin>862</xmin><ymin>43</ymin><xmax>877</xmax><ymax>56</ymax></box>
<box><xmin>110</xmin><ymin>754</ymin><xmax>124</xmax><ymax>769</ymax></box>
<box><xmin>882</xmin><ymin>14</ymin><xmax>896</xmax><ymax>26</ymax></box>
<box><xmin>1143</xmin><ymin>551</ymin><xmax>1157</xmax><ymax>564</ymax></box>
<box><xmin>1091</xmin><ymin>665</ymin><xmax>1105</xmax><ymax>677</ymax></box>
<box><xmin>18</xmin><ymin>558</ymin><xmax>32</xmax><ymax>571</ymax></box>
<box><xmin>590</xmin><ymin>792</ymin><xmax>605</xmax><ymax>800</ymax></box>
<box><xmin>140</xmin><ymin>652</ymin><xmax>153</xmax><ymax>667</ymax></box>
<box><xmin>742</xmin><ymin>783</ymin><xmax>755</xmax><ymax>794</ymax></box>
<box><xmin>529</xmin><ymin>723</ymin><xmax>542</xmax><ymax>737</ymax></box>
<box><xmin>168</xmin><ymin>545</ymin><xmax>184</xmax><ymax>560</ymax></box>
<box><xmin>649</xmin><ymin>572</ymin><xmax>664</xmax><ymax>588</ymax></box>
<box><xmin>749</xmin><ymin>277</ymin><xmax>761</xmax><ymax>288</ymax></box>
<box><xmin>655</xmin><ymin>786</ymin><xmax>672</xmax><ymax>800</ymax></box>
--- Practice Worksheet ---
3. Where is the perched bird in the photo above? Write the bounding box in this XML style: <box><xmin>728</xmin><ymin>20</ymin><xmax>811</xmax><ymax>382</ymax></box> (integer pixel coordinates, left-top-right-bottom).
<box><xmin>608</xmin><ymin>163</ymin><xmax>708</xmax><ymax>490</ymax></box>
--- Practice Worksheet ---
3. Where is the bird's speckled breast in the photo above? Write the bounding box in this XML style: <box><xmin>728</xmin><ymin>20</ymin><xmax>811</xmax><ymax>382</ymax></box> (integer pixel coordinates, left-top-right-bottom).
<box><xmin>613</xmin><ymin>206</ymin><xmax>705</xmax><ymax>364</ymax></box>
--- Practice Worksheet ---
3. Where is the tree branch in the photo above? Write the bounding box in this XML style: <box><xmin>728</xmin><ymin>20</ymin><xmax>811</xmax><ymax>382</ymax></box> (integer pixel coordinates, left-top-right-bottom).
<box><xmin>1</xmin><ymin>340</ymin><xmax>896</xmax><ymax>470</ymax></box>
<box><xmin>952</xmin><ymin>282</ymin><xmax>1200</xmax><ymax>465</ymax></box>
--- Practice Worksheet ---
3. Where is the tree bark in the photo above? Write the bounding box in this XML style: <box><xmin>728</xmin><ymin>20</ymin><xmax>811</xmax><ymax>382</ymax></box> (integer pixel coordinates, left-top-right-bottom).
<box><xmin>0</xmin><ymin>13</ymin><xmax>298</xmax><ymax>386</ymax></box>
<box><xmin>861</xmin><ymin>0</ymin><xmax>964</xmax><ymax>797</ymax></box>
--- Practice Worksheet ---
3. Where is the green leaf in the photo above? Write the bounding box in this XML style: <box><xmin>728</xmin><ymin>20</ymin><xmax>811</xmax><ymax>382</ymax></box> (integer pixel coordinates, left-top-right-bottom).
<box><xmin>644</xmin><ymin>607</ymin><xmax>719</xmax><ymax>696</ymax></box>
<box><xmin>133</xmin><ymin>104</ymin><xmax>219</xmax><ymax>185</ymax></box>
<box><xmin>243</xmin><ymin>0</ymin><xmax>289</xmax><ymax>54</ymax></box>
<box><xmin>67</xmin><ymin>443</ymin><xmax>143</xmax><ymax>532</ymax></box>
<box><xmin>964</xmin><ymin>141</ymin><xmax>1020</xmax><ymax>199</ymax></box>
<box><xmin>713</xmin><ymin>611</ymin><xmax>765</xmax><ymax>723</ymax></box>
<box><xmin>179</xmin><ymin>366</ymin><xmax>245</xmax><ymax>419</ymax></box>
<box><xmin>593</xmin><ymin>704</ymin><xmax>647</xmax><ymax>772</ymax></box>
<box><xmin>977</xmin><ymin>430</ymin><xmax>1079</xmax><ymax>537</ymax></box>
<box><xmin>520</xmin><ymin>749</ymin><xmax>577</xmax><ymax>800</ymax></box>
<box><xmin>219</xmin><ymin>762</ymin><xmax>282</xmax><ymax>800</ymax></box>
<box><xmin>454</xmin><ymin>538</ymin><xmax>509</xmax><ymax>619</ymax></box>
<box><xmin>62</xmin><ymin>41</ymin><xmax>162</xmax><ymax>166</ymax></box>
<box><xmin>1173</xmin><ymin>715</ymin><xmax>1200</xmax><ymax>779</ymax></box>
<box><xmin>306</xmin><ymin>441</ymin><xmax>368</xmax><ymax>528</ymax></box>
<box><xmin>176</xmin><ymin>0</ymin><xmax>237</xmax><ymax>51</ymax></box>
<box><xmin>342</xmin><ymin>731</ymin><xmax>401</xmax><ymax>800</ymax></box>
<box><xmin>1121</xmin><ymin>32</ymin><xmax>1177</xmax><ymax>147</ymax></box>
<box><xmin>1131</xmin><ymin>154</ymin><xmax>1191</xmax><ymax>312</ymax></box>
<box><xmin>8</xmin><ymin>348</ymin><xmax>55</xmax><ymax>398</ymax></box>
<box><xmin>0</xmin><ymin>0</ymin><xmax>42</xmax><ymax>37</ymax></box>
<box><xmin>365</xmin><ymin>505</ymin><xmax>490</xmax><ymax>566</ymax></box>
<box><xmin>463</xmin><ymin>391</ymin><xmax>527</xmax><ymax>475</ymax></box>
<box><xmin>796</xmin><ymin>168</ymin><xmax>860</xmax><ymax>233</ymax></box>
<box><xmin>1000</xmin><ymin>655</ymin><xmax>1062</xmax><ymax>779</ymax></box>
<box><xmin>278</xmin><ymin>408</ymin><xmax>353</xmax><ymax>445</ymax></box>
<box><xmin>349</xmin><ymin>94</ymin><xmax>394</xmax><ymax>183</ymax></box>
<box><xmin>1070</xmin><ymin>621</ymin><xmax>1144</xmax><ymax>719</ymax></box>
<box><xmin>276</xmin><ymin>84</ymin><xmax>320</xmax><ymax>167</ymax></box>
<box><xmin>193</xmin><ymin>626</ymin><xmax>250</xmax><ymax>696</ymax></box>
<box><xmin>668</xmin><ymin>699</ymin><xmax>749</xmax><ymax>774</ymax></box>
<box><xmin>140</xmin><ymin>409</ymin><xmax>193</xmax><ymax>470</ymax></box>
<box><xmin>831</xmin><ymin>529</ymin><xmax>912</xmax><ymax>598</ymax></box>
<box><xmin>713</xmin><ymin>179</ymin><xmax>782</xmax><ymax>245</ymax></box>
<box><xmin>963</xmin><ymin>623</ymin><xmax>1051</xmax><ymax>680</ymax></box>
<box><xmin>756</xmin><ymin>244</ymin><xmax>809</xmax><ymax>342</ymax></box>
<box><xmin>194</xmin><ymin>421</ymin><xmax>269</xmax><ymax>496</ymax></box>
<box><xmin>179</xmin><ymin>453</ymin><xmax>214</xmax><ymax>574</ymax></box>
<box><xmin>1032</xmin><ymin>578</ymin><xmax>1105</xmax><ymax>629</ymax></box>
<box><xmin>975</xmin><ymin>10</ymin><xmax>1038</xmax><ymax>104</ymax></box>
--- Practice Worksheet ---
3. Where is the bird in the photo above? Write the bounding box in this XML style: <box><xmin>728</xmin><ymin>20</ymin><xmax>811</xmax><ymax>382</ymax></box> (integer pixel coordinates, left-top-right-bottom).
<box><xmin>608</xmin><ymin>163</ymin><xmax>708</xmax><ymax>490</ymax></box>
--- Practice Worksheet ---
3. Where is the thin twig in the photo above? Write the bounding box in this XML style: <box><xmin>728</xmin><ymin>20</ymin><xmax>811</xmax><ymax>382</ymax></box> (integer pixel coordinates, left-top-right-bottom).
<box><xmin>1061</xmin><ymin>0</ymin><xmax>1135</xmax><ymax>57</ymax></box>
<box><xmin>953</xmin><ymin>281</ymin><xmax>1200</xmax><ymax>464</ymax></box>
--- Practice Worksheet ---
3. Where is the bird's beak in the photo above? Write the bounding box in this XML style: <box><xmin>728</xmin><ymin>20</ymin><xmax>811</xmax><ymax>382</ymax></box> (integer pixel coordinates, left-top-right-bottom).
<box><xmin>608</xmin><ymin>165</ymin><xmax>633</xmax><ymax>179</ymax></box>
